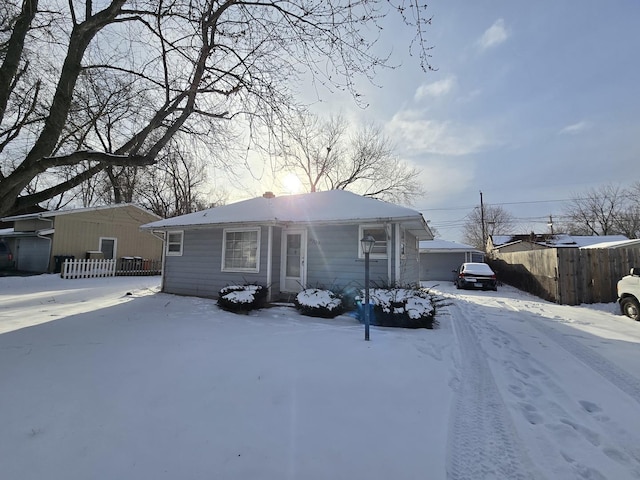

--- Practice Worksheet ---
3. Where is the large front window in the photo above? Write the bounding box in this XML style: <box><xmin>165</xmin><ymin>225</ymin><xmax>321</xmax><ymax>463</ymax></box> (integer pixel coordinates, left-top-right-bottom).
<box><xmin>359</xmin><ymin>225</ymin><xmax>388</xmax><ymax>259</ymax></box>
<box><xmin>222</xmin><ymin>228</ymin><xmax>260</xmax><ymax>272</ymax></box>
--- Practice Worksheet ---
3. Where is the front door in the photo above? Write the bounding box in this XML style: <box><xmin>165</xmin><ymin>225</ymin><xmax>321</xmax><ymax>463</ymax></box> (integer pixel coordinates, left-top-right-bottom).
<box><xmin>281</xmin><ymin>229</ymin><xmax>306</xmax><ymax>292</ymax></box>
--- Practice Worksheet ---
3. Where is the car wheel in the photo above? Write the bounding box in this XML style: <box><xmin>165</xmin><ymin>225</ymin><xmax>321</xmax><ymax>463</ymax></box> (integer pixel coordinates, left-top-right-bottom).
<box><xmin>620</xmin><ymin>297</ymin><xmax>640</xmax><ymax>321</ymax></box>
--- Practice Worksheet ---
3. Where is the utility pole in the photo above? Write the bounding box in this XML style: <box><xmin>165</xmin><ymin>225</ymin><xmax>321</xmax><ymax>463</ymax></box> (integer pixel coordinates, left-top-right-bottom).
<box><xmin>548</xmin><ymin>214</ymin><xmax>554</xmax><ymax>235</ymax></box>
<box><xmin>480</xmin><ymin>191</ymin><xmax>486</xmax><ymax>252</ymax></box>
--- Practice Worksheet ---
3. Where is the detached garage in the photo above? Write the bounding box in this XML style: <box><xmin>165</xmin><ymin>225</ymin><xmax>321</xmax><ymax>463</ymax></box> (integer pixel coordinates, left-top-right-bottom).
<box><xmin>419</xmin><ymin>239</ymin><xmax>484</xmax><ymax>282</ymax></box>
<box><xmin>1</xmin><ymin>204</ymin><xmax>162</xmax><ymax>273</ymax></box>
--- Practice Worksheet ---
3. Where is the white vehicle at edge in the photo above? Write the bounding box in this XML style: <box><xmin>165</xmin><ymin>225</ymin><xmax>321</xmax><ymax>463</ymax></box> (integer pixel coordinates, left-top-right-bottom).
<box><xmin>617</xmin><ymin>267</ymin><xmax>640</xmax><ymax>320</ymax></box>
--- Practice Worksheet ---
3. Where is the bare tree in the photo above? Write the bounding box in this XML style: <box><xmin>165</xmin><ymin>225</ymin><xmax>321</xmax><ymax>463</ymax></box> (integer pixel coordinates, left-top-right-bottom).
<box><xmin>615</xmin><ymin>181</ymin><xmax>640</xmax><ymax>239</ymax></box>
<box><xmin>278</xmin><ymin>113</ymin><xmax>425</xmax><ymax>204</ymax></box>
<box><xmin>463</xmin><ymin>204</ymin><xmax>515</xmax><ymax>251</ymax></box>
<box><xmin>561</xmin><ymin>184</ymin><xmax>628</xmax><ymax>236</ymax></box>
<box><xmin>0</xmin><ymin>0</ymin><xmax>434</xmax><ymax>218</ymax></box>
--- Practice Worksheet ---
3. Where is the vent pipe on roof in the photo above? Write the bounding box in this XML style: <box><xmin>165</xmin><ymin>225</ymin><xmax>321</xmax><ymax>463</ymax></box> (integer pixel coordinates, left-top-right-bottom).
<box><xmin>263</xmin><ymin>191</ymin><xmax>275</xmax><ymax>199</ymax></box>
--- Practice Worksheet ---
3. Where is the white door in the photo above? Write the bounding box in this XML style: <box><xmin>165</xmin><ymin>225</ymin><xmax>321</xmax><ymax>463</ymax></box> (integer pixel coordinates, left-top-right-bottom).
<box><xmin>281</xmin><ymin>229</ymin><xmax>307</xmax><ymax>292</ymax></box>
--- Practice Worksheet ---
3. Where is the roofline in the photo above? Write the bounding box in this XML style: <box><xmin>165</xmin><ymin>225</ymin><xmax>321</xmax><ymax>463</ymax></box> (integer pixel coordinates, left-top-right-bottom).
<box><xmin>1</xmin><ymin>203</ymin><xmax>161</xmax><ymax>222</ymax></box>
<box><xmin>142</xmin><ymin>215</ymin><xmax>431</xmax><ymax>233</ymax></box>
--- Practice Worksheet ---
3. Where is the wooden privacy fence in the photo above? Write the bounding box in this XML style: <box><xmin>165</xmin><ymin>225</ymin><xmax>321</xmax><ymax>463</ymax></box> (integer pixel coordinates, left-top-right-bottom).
<box><xmin>490</xmin><ymin>247</ymin><xmax>640</xmax><ymax>305</ymax></box>
<box><xmin>61</xmin><ymin>258</ymin><xmax>162</xmax><ymax>279</ymax></box>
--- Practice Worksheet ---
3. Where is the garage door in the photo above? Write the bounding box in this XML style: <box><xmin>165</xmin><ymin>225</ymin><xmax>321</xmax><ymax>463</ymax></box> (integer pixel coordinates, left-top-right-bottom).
<box><xmin>420</xmin><ymin>252</ymin><xmax>467</xmax><ymax>281</ymax></box>
<box><xmin>16</xmin><ymin>237</ymin><xmax>51</xmax><ymax>272</ymax></box>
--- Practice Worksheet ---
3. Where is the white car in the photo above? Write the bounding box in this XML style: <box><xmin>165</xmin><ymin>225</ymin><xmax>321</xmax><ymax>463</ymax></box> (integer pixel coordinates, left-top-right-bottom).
<box><xmin>617</xmin><ymin>267</ymin><xmax>640</xmax><ymax>321</ymax></box>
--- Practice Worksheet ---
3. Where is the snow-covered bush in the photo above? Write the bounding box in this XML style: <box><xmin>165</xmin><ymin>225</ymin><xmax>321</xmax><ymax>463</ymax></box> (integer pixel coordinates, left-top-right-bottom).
<box><xmin>295</xmin><ymin>288</ymin><xmax>344</xmax><ymax>318</ymax></box>
<box><xmin>217</xmin><ymin>284</ymin><xmax>268</xmax><ymax>313</ymax></box>
<box><xmin>361</xmin><ymin>287</ymin><xmax>442</xmax><ymax>329</ymax></box>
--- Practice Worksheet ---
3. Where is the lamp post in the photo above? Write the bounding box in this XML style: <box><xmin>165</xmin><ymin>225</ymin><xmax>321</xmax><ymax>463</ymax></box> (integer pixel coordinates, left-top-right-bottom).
<box><xmin>361</xmin><ymin>234</ymin><xmax>376</xmax><ymax>341</ymax></box>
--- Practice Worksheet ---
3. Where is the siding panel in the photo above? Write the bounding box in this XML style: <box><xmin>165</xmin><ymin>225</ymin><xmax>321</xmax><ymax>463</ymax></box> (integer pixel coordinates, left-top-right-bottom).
<box><xmin>163</xmin><ymin>226</ymin><xmax>270</xmax><ymax>298</ymax></box>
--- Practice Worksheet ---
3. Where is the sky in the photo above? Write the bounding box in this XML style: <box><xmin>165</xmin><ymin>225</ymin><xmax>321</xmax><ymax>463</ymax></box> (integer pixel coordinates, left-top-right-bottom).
<box><xmin>3</xmin><ymin>274</ymin><xmax>640</xmax><ymax>479</ymax></box>
<box><xmin>231</xmin><ymin>1</ymin><xmax>640</xmax><ymax>243</ymax></box>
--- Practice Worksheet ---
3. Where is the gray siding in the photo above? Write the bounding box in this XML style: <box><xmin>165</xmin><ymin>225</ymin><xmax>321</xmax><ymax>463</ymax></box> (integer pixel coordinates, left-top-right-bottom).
<box><xmin>399</xmin><ymin>229</ymin><xmax>420</xmax><ymax>285</ymax></box>
<box><xmin>161</xmin><ymin>221</ymin><xmax>426</xmax><ymax>300</ymax></box>
<box><xmin>163</xmin><ymin>226</ymin><xmax>270</xmax><ymax>298</ymax></box>
<box><xmin>305</xmin><ymin>224</ymin><xmax>389</xmax><ymax>292</ymax></box>
<box><xmin>270</xmin><ymin>227</ymin><xmax>282</xmax><ymax>296</ymax></box>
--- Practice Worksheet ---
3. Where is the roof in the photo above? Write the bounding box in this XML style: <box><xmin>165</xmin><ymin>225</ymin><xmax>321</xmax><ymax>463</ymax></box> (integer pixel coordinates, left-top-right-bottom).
<box><xmin>490</xmin><ymin>233</ymin><xmax>630</xmax><ymax>249</ymax></box>
<box><xmin>141</xmin><ymin>190</ymin><xmax>433</xmax><ymax>239</ymax></box>
<box><xmin>580</xmin><ymin>238</ymin><xmax>640</xmax><ymax>249</ymax></box>
<box><xmin>419</xmin><ymin>239</ymin><xmax>481</xmax><ymax>253</ymax></box>
<box><xmin>0</xmin><ymin>227</ymin><xmax>54</xmax><ymax>238</ymax></box>
<box><xmin>1</xmin><ymin>203</ymin><xmax>160</xmax><ymax>222</ymax></box>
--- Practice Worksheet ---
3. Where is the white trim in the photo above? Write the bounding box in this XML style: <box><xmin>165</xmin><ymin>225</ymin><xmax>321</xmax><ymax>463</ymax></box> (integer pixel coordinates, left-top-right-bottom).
<box><xmin>166</xmin><ymin>230</ymin><xmax>184</xmax><ymax>256</ymax></box>
<box><xmin>99</xmin><ymin>237</ymin><xmax>117</xmax><ymax>260</ymax></box>
<box><xmin>266</xmin><ymin>226</ymin><xmax>273</xmax><ymax>300</ymax></box>
<box><xmin>395</xmin><ymin>225</ymin><xmax>401</xmax><ymax>283</ymax></box>
<box><xmin>280</xmin><ymin>228</ymin><xmax>307</xmax><ymax>293</ymax></box>
<box><xmin>358</xmin><ymin>224</ymin><xmax>389</xmax><ymax>259</ymax></box>
<box><xmin>221</xmin><ymin>227</ymin><xmax>261</xmax><ymax>273</ymax></box>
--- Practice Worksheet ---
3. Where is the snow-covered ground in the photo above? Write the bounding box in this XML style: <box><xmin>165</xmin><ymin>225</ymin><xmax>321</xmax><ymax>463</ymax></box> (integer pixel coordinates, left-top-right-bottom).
<box><xmin>1</xmin><ymin>275</ymin><xmax>640</xmax><ymax>479</ymax></box>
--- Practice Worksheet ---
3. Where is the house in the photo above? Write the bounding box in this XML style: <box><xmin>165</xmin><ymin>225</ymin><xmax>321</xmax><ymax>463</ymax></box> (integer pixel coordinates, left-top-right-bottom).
<box><xmin>488</xmin><ymin>233</ymin><xmax>629</xmax><ymax>254</ymax></box>
<box><xmin>140</xmin><ymin>190</ymin><xmax>434</xmax><ymax>301</ymax></box>
<box><xmin>0</xmin><ymin>204</ymin><xmax>163</xmax><ymax>273</ymax></box>
<box><xmin>419</xmin><ymin>239</ymin><xmax>484</xmax><ymax>282</ymax></box>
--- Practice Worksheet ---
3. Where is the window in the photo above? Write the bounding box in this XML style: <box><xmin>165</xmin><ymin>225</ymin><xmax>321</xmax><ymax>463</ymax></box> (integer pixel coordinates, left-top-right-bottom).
<box><xmin>99</xmin><ymin>237</ymin><xmax>117</xmax><ymax>259</ymax></box>
<box><xmin>359</xmin><ymin>225</ymin><xmax>388</xmax><ymax>259</ymax></box>
<box><xmin>222</xmin><ymin>228</ymin><xmax>260</xmax><ymax>272</ymax></box>
<box><xmin>166</xmin><ymin>231</ymin><xmax>183</xmax><ymax>256</ymax></box>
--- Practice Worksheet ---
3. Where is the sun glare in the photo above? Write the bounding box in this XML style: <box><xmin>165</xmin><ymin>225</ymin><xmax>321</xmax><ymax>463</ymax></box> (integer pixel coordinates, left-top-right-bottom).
<box><xmin>282</xmin><ymin>173</ymin><xmax>303</xmax><ymax>194</ymax></box>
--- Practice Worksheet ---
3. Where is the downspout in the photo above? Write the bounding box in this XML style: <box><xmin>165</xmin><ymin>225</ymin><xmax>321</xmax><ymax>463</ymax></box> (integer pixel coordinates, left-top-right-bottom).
<box><xmin>395</xmin><ymin>224</ymin><xmax>401</xmax><ymax>284</ymax></box>
<box><xmin>386</xmin><ymin>223</ymin><xmax>392</xmax><ymax>285</ymax></box>
<box><xmin>266</xmin><ymin>225</ymin><xmax>273</xmax><ymax>302</ymax></box>
<box><xmin>36</xmin><ymin>216</ymin><xmax>54</xmax><ymax>272</ymax></box>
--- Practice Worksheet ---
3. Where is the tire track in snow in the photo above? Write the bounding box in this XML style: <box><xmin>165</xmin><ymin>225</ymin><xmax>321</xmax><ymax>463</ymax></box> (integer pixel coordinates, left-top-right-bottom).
<box><xmin>502</xmin><ymin>301</ymin><xmax>640</xmax><ymax>406</ymax></box>
<box><xmin>447</xmin><ymin>300</ymin><xmax>539</xmax><ymax>480</ymax></box>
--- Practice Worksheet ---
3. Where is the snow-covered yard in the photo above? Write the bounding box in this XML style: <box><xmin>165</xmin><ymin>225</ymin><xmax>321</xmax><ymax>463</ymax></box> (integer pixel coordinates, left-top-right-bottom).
<box><xmin>1</xmin><ymin>275</ymin><xmax>640</xmax><ymax>479</ymax></box>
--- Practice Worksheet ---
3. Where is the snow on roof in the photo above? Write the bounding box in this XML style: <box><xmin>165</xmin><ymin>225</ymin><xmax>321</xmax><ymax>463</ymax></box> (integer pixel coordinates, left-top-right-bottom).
<box><xmin>565</xmin><ymin>235</ymin><xmax>629</xmax><ymax>247</ymax></box>
<box><xmin>490</xmin><ymin>235</ymin><xmax>515</xmax><ymax>247</ymax></box>
<box><xmin>419</xmin><ymin>239</ymin><xmax>481</xmax><ymax>252</ymax></box>
<box><xmin>1</xmin><ymin>203</ymin><xmax>160</xmax><ymax>222</ymax></box>
<box><xmin>142</xmin><ymin>190</ymin><xmax>432</xmax><ymax>237</ymax></box>
<box><xmin>490</xmin><ymin>233</ymin><xmax>630</xmax><ymax>249</ymax></box>
<box><xmin>580</xmin><ymin>238</ymin><xmax>640</xmax><ymax>249</ymax></box>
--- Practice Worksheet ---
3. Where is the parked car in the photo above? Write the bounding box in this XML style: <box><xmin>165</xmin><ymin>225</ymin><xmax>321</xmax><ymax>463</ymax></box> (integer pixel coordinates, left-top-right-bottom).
<box><xmin>0</xmin><ymin>239</ymin><xmax>15</xmax><ymax>271</ymax></box>
<box><xmin>454</xmin><ymin>262</ymin><xmax>498</xmax><ymax>291</ymax></box>
<box><xmin>617</xmin><ymin>267</ymin><xmax>640</xmax><ymax>321</ymax></box>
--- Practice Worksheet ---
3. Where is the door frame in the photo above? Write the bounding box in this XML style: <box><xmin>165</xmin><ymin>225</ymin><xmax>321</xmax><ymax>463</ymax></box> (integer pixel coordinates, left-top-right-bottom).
<box><xmin>280</xmin><ymin>228</ymin><xmax>307</xmax><ymax>293</ymax></box>
<box><xmin>99</xmin><ymin>237</ymin><xmax>118</xmax><ymax>260</ymax></box>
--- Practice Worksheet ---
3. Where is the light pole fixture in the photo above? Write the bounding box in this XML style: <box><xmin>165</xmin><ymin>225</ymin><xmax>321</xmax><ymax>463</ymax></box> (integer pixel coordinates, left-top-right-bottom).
<box><xmin>361</xmin><ymin>234</ymin><xmax>376</xmax><ymax>341</ymax></box>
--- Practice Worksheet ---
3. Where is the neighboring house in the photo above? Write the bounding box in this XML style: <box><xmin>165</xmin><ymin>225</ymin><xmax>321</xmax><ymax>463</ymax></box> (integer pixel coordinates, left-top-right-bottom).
<box><xmin>488</xmin><ymin>233</ymin><xmax>629</xmax><ymax>254</ymax></box>
<box><xmin>141</xmin><ymin>190</ymin><xmax>434</xmax><ymax>301</ymax></box>
<box><xmin>0</xmin><ymin>204</ymin><xmax>163</xmax><ymax>273</ymax></box>
<box><xmin>419</xmin><ymin>239</ymin><xmax>484</xmax><ymax>282</ymax></box>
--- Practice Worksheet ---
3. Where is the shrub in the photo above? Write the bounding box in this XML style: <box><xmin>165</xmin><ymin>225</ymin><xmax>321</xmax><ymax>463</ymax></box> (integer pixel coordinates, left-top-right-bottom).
<box><xmin>217</xmin><ymin>284</ymin><xmax>268</xmax><ymax>313</ymax></box>
<box><xmin>294</xmin><ymin>288</ymin><xmax>344</xmax><ymax>318</ymax></box>
<box><xmin>360</xmin><ymin>287</ymin><xmax>442</xmax><ymax>329</ymax></box>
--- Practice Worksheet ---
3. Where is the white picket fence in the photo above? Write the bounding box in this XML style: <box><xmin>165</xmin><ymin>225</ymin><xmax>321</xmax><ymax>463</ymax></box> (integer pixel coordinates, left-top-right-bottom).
<box><xmin>61</xmin><ymin>258</ymin><xmax>116</xmax><ymax>279</ymax></box>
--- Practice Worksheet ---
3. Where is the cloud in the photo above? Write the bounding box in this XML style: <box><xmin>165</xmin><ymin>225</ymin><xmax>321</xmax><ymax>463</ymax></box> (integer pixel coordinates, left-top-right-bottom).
<box><xmin>414</xmin><ymin>76</ymin><xmax>456</xmax><ymax>101</ymax></box>
<box><xmin>386</xmin><ymin>109</ymin><xmax>492</xmax><ymax>156</ymax></box>
<box><xmin>559</xmin><ymin>121</ymin><xmax>591</xmax><ymax>135</ymax></box>
<box><xmin>477</xmin><ymin>19</ymin><xmax>509</xmax><ymax>50</ymax></box>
